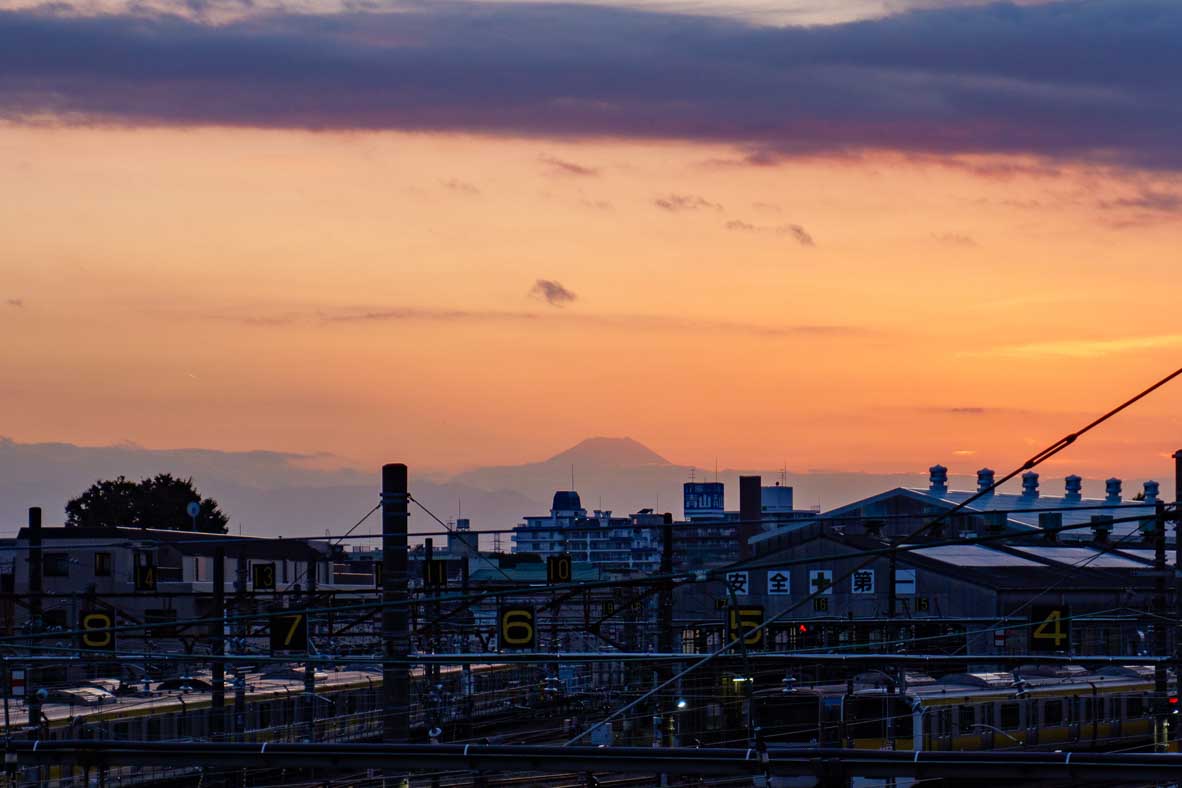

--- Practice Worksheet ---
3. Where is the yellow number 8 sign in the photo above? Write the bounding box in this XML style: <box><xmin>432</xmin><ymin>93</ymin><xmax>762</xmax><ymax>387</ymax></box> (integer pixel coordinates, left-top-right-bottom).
<box><xmin>81</xmin><ymin>611</ymin><xmax>114</xmax><ymax>649</ymax></box>
<box><xmin>500</xmin><ymin>607</ymin><xmax>536</xmax><ymax>649</ymax></box>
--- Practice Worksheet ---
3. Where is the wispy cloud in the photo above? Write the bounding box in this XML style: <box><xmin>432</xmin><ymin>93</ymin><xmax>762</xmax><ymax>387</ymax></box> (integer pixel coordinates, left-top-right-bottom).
<box><xmin>1097</xmin><ymin>187</ymin><xmax>1182</xmax><ymax>226</ymax></box>
<box><xmin>654</xmin><ymin>194</ymin><xmax>721</xmax><ymax>213</ymax></box>
<box><xmin>990</xmin><ymin>334</ymin><xmax>1182</xmax><ymax>359</ymax></box>
<box><xmin>725</xmin><ymin>219</ymin><xmax>815</xmax><ymax>246</ymax></box>
<box><xmin>5</xmin><ymin>298</ymin><xmax>22</xmax><ymax>308</ymax></box>
<box><xmin>441</xmin><ymin>178</ymin><xmax>480</xmax><ymax>195</ymax></box>
<box><xmin>312</xmin><ymin>305</ymin><xmax>868</xmax><ymax>339</ymax></box>
<box><xmin>529</xmin><ymin>279</ymin><xmax>577</xmax><ymax>307</ymax></box>
<box><xmin>931</xmin><ymin>231</ymin><xmax>977</xmax><ymax>247</ymax></box>
<box><xmin>540</xmin><ymin>155</ymin><xmax>597</xmax><ymax>177</ymax></box>
<box><xmin>1102</xmin><ymin>189</ymin><xmax>1182</xmax><ymax>214</ymax></box>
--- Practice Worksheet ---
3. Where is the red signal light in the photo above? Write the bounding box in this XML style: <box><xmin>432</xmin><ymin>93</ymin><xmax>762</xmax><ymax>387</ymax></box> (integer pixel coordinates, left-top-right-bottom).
<box><xmin>1170</xmin><ymin>697</ymin><xmax>1178</xmax><ymax>705</ymax></box>
<box><xmin>798</xmin><ymin>624</ymin><xmax>809</xmax><ymax>633</ymax></box>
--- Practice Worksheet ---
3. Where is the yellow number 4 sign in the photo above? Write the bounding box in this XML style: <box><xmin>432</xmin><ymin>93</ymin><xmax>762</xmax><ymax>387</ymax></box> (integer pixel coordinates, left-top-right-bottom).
<box><xmin>1030</xmin><ymin>605</ymin><xmax>1070</xmax><ymax>653</ymax></box>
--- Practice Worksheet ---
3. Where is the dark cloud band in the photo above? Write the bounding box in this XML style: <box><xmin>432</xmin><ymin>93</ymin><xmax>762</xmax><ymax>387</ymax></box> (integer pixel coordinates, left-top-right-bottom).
<box><xmin>1</xmin><ymin>1</ymin><xmax>1179</xmax><ymax>168</ymax></box>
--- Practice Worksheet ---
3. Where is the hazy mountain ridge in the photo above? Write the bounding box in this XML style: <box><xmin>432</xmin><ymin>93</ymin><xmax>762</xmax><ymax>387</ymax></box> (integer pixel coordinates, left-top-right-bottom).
<box><xmin>1</xmin><ymin>435</ymin><xmax>1161</xmax><ymax>539</ymax></box>
<box><xmin>0</xmin><ymin>437</ymin><xmax>540</xmax><ymax>539</ymax></box>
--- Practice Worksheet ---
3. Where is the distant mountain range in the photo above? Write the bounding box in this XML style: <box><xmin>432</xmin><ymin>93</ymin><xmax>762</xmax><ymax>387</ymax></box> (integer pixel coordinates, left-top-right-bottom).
<box><xmin>0</xmin><ymin>435</ymin><xmax>1153</xmax><ymax>540</ymax></box>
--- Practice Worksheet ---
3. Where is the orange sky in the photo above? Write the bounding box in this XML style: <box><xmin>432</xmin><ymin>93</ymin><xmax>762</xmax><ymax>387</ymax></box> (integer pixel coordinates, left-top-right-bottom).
<box><xmin>2</xmin><ymin>125</ymin><xmax>1180</xmax><ymax>480</ymax></box>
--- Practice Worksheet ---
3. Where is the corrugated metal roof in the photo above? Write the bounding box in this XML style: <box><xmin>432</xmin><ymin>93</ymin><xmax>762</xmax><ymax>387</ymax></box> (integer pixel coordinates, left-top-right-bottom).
<box><xmin>1005</xmin><ymin>545</ymin><xmax>1149</xmax><ymax>569</ymax></box>
<box><xmin>910</xmin><ymin>489</ymin><xmax>1155</xmax><ymax>537</ymax></box>
<box><xmin>1117</xmin><ymin>548</ymin><xmax>1176</xmax><ymax>566</ymax></box>
<box><xmin>902</xmin><ymin>544</ymin><xmax>1044</xmax><ymax>567</ymax></box>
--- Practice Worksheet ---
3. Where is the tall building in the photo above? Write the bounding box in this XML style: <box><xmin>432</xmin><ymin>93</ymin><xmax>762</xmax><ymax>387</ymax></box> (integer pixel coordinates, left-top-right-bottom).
<box><xmin>510</xmin><ymin>491</ymin><xmax>662</xmax><ymax>572</ymax></box>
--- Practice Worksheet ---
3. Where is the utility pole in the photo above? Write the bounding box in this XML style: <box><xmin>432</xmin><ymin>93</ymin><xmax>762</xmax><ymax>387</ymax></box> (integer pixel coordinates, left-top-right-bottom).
<box><xmin>304</xmin><ymin>554</ymin><xmax>317</xmax><ymax>739</ymax></box>
<box><xmin>211</xmin><ymin>546</ymin><xmax>225</xmax><ymax>740</ymax></box>
<box><xmin>1154</xmin><ymin>499</ymin><xmax>1168</xmax><ymax>751</ymax></box>
<box><xmin>461</xmin><ymin>559</ymin><xmax>473</xmax><ymax>723</ymax></box>
<box><xmin>26</xmin><ymin>507</ymin><xmax>42</xmax><ymax>744</ymax></box>
<box><xmin>1173</xmin><ymin>449</ymin><xmax>1182</xmax><ymax>750</ymax></box>
<box><xmin>234</xmin><ymin>553</ymin><xmax>248</xmax><ymax>736</ymax></box>
<box><xmin>382</xmin><ymin>464</ymin><xmax>410</xmax><ymax>745</ymax></box>
<box><xmin>658</xmin><ymin>520</ymin><xmax>675</xmax><ymax>745</ymax></box>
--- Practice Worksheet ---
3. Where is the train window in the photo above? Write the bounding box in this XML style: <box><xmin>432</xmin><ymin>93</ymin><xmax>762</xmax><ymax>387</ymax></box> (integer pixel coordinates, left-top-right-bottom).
<box><xmin>999</xmin><ymin>703</ymin><xmax>1020</xmax><ymax>730</ymax></box>
<box><xmin>958</xmin><ymin>705</ymin><xmax>975</xmax><ymax>735</ymax></box>
<box><xmin>1127</xmin><ymin>696</ymin><xmax>1145</xmax><ymax>719</ymax></box>
<box><xmin>847</xmin><ymin>697</ymin><xmax>886</xmax><ymax>740</ymax></box>
<box><xmin>1043</xmin><ymin>700</ymin><xmax>1063</xmax><ymax>726</ymax></box>
<box><xmin>44</xmin><ymin>552</ymin><xmax>70</xmax><ymax>577</ymax></box>
<box><xmin>1080</xmin><ymin>698</ymin><xmax>1093</xmax><ymax>723</ymax></box>
<box><xmin>259</xmin><ymin>702</ymin><xmax>272</xmax><ymax>729</ymax></box>
<box><xmin>147</xmin><ymin>717</ymin><xmax>162</xmax><ymax>740</ymax></box>
<box><xmin>753</xmin><ymin>694</ymin><xmax>818</xmax><ymax>743</ymax></box>
<box><xmin>113</xmin><ymin>722</ymin><xmax>129</xmax><ymax>741</ymax></box>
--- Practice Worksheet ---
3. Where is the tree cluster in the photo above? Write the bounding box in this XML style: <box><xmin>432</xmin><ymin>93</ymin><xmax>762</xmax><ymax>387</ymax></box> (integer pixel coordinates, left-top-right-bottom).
<box><xmin>66</xmin><ymin>474</ymin><xmax>229</xmax><ymax>533</ymax></box>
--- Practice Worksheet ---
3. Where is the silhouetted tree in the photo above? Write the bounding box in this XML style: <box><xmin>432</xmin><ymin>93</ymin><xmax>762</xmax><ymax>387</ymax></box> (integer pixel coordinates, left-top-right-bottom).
<box><xmin>66</xmin><ymin>474</ymin><xmax>229</xmax><ymax>533</ymax></box>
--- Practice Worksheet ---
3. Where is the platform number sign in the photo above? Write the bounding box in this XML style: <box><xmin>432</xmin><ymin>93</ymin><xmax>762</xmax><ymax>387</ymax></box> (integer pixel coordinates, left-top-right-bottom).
<box><xmin>602</xmin><ymin>600</ymin><xmax>615</xmax><ymax>618</ymax></box>
<box><xmin>270</xmin><ymin>612</ymin><xmax>308</xmax><ymax>653</ymax></box>
<box><xmin>80</xmin><ymin>611</ymin><xmax>115</xmax><ymax>650</ymax></box>
<box><xmin>134</xmin><ymin>563</ymin><xmax>157</xmax><ymax>592</ymax></box>
<box><xmin>499</xmin><ymin>607</ymin><xmax>536</xmax><ymax>650</ymax></box>
<box><xmin>727</xmin><ymin>606</ymin><xmax>764</xmax><ymax>648</ymax></box>
<box><xmin>547</xmin><ymin>554</ymin><xmax>572</xmax><ymax>585</ymax></box>
<box><xmin>252</xmin><ymin>562</ymin><xmax>277</xmax><ymax>591</ymax></box>
<box><xmin>423</xmin><ymin>559</ymin><xmax>447</xmax><ymax>589</ymax></box>
<box><xmin>1030</xmin><ymin>605</ymin><xmax>1070</xmax><ymax>653</ymax></box>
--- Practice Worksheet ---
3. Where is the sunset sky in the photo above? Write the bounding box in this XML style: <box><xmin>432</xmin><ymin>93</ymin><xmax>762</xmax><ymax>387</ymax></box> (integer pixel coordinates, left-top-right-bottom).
<box><xmin>2</xmin><ymin>0</ymin><xmax>1180</xmax><ymax>484</ymax></box>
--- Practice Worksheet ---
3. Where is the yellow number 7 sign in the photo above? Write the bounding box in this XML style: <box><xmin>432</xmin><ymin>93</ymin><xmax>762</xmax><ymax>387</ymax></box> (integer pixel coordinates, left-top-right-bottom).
<box><xmin>270</xmin><ymin>612</ymin><xmax>308</xmax><ymax>652</ymax></box>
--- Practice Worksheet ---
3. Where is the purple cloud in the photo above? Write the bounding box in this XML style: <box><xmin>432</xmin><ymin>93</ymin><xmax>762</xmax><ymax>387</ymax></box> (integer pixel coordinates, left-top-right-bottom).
<box><xmin>540</xmin><ymin>156</ymin><xmax>598</xmax><ymax>177</ymax></box>
<box><xmin>655</xmin><ymin>194</ymin><xmax>722</xmax><ymax>212</ymax></box>
<box><xmin>529</xmin><ymin>279</ymin><xmax>577</xmax><ymax>307</ymax></box>
<box><xmin>725</xmin><ymin>219</ymin><xmax>815</xmax><ymax>246</ymax></box>
<box><xmin>0</xmin><ymin>2</ymin><xmax>1180</xmax><ymax>169</ymax></box>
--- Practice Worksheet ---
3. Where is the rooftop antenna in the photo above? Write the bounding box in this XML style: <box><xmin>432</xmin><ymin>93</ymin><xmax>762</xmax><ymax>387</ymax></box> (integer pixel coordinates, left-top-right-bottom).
<box><xmin>689</xmin><ymin>466</ymin><xmax>696</xmax><ymax>483</ymax></box>
<box><xmin>714</xmin><ymin>457</ymin><xmax>718</xmax><ymax>483</ymax></box>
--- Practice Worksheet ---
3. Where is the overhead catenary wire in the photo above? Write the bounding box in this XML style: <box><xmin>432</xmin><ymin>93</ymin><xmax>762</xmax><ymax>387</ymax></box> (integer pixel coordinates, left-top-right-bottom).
<box><xmin>0</xmin><ymin>509</ymin><xmax>1169</xmax><ymax>649</ymax></box>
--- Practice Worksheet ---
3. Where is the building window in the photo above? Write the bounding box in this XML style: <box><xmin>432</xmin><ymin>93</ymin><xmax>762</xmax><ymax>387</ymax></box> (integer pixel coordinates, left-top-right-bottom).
<box><xmin>94</xmin><ymin>552</ymin><xmax>113</xmax><ymax>577</ymax></box>
<box><xmin>43</xmin><ymin>552</ymin><xmax>70</xmax><ymax>577</ymax></box>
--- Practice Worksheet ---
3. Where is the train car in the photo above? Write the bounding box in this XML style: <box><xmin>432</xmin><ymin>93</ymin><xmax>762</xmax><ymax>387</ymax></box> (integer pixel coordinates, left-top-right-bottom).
<box><xmin>1</xmin><ymin>662</ymin><xmax>546</xmax><ymax>786</ymax></box>
<box><xmin>751</xmin><ymin>665</ymin><xmax>1173</xmax><ymax>755</ymax></box>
